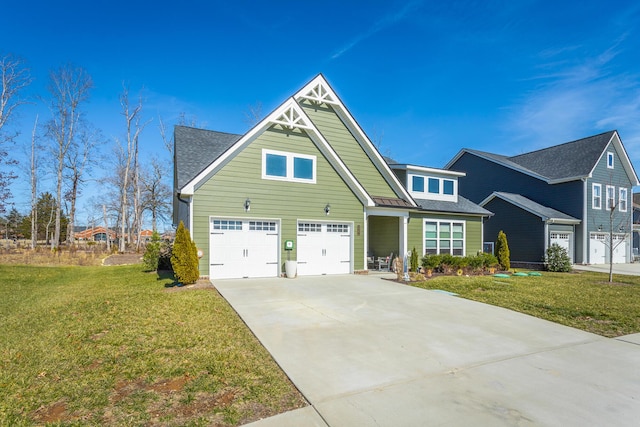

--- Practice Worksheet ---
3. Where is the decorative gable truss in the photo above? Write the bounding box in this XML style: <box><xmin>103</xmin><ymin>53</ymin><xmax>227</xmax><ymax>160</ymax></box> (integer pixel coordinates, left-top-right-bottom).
<box><xmin>298</xmin><ymin>80</ymin><xmax>339</xmax><ymax>105</ymax></box>
<box><xmin>270</xmin><ymin>102</ymin><xmax>314</xmax><ymax>130</ymax></box>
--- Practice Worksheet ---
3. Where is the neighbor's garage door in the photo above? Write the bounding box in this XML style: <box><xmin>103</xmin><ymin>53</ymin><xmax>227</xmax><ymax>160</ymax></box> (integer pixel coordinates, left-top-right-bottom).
<box><xmin>550</xmin><ymin>232</ymin><xmax>572</xmax><ymax>263</ymax></box>
<box><xmin>612</xmin><ymin>234</ymin><xmax>628</xmax><ymax>263</ymax></box>
<box><xmin>590</xmin><ymin>233</ymin><xmax>606</xmax><ymax>264</ymax></box>
<box><xmin>590</xmin><ymin>233</ymin><xmax>628</xmax><ymax>264</ymax></box>
<box><xmin>210</xmin><ymin>218</ymin><xmax>279</xmax><ymax>279</ymax></box>
<box><xmin>297</xmin><ymin>222</ymin><xmax>351</xmax><ymax>276</ymax></box>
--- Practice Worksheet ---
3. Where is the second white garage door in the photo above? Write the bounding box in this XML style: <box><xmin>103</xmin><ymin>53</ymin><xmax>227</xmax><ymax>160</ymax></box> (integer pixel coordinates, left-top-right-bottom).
<box><xmin>550</xmin><ymin>232</ymin><xmax>573</xmax><ymax>263</ymax></box>
<box><xmin>297</xmin><ymin>221</ymin><xmax>352</xmax><ymax>276</ymax></box>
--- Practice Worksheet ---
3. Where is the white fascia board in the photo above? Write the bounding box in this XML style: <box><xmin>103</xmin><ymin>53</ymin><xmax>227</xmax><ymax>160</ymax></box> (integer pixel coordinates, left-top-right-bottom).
<box><xmin>587</xmin><ymin>131</ymin><xmax>640</xmax><ymax>186</ymax></box>
<box><xmin>365</xmin><ymin>206</ymin><xmax>410</xmax><ymax>218</ymax></box>
<box><xmin>294</xmin><ymin>75</ymin><xmax>417</xmax><ymax>208</ymax></box>
<box><xmin>391</xmin><ymin>164</ymin><xmax>466</xmax><ymax>177</ymax></box>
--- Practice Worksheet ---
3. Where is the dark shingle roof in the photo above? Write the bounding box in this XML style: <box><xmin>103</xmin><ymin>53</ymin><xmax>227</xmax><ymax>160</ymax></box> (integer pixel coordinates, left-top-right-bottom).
<box><xmin>458</xmin><ymin>131</ymin><xmax>617</xmax><ymax>182</ymax></box>
<box><xmin>415</xmin><ymin>196</ymin><xmax>493</xmax><ymax>216</ymax></box>
<box><xmin>508</xmin><ymin>131</ymin><xmax>615</xmax><ymax>180</ymax></box>
<box><xmin>372</xmin><ymin>196</ymin><xmax>414</xmax><ymax>208</ymax></box>
<box><xmin>483</xmin><ymin>192</ymin><xmax>580</xmax><ymax>223</ymax></box>
<box><xmin>175</xmin><ymin>125</ymin><xmax>242</xmax><ymax>190</ymax></box>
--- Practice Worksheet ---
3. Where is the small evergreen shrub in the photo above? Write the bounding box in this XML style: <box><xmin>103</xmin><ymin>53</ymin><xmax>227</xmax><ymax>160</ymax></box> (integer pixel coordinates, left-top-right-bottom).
<box><xmin>421</xmin><ymin>254</ymin><xmax>441</xmax><ymax>271</ymax></box>
<box><xmin>410</xmin><ymin>247</ymin><xmax>419</xmax><ymax>272</ymax></box>
<box><xmin>171</xmin><ymin>221</ymin><xmax>199</xmax><ymax>284</ymax></box>
<box><xmin>496</xmin><ymin>230</ymin><xmax>510</xmax><ymax>271</ymax></box>
<box><xmin>142</xmin><ymin>231</ymin><xmax>161</xmax><ymax>272</ymax></box>
<box><xmin>544</xmin><ymin>243</ymin><xmax>572</xmax><ymax>272</ymax></box>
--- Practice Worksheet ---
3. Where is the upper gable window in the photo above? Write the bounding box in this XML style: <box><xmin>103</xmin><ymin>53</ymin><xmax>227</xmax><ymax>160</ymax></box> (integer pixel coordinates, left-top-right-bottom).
<box><xmin>607</xmin><ymin>152</ymin><xmax>614</xmax><ymax>169</ymax></box>
<box><xmin>412</xmin><ymin>176</ymin><xmax>424</xmax><ymax>192</ymax></box>
<box><xmin>262</xmin><ymin>149</ymin><xmax>316</xmax><ymax>183</ymax></box>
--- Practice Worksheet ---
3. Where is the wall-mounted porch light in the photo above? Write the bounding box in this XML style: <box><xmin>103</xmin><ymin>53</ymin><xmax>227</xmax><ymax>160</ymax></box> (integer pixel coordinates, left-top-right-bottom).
<box><xmin>598</xmin><ymin>224</ymin><xmax>603</xmax><ymax>231</ymax></box>
<box><xmin>324</xmin><ymin>204</ymin><xmax>331</xmax><ymax>215</ymax></box>
<box><xmin>244</xmin><ymin>198</ymin><xmax>251</xmax><ymax>212</ymax></box>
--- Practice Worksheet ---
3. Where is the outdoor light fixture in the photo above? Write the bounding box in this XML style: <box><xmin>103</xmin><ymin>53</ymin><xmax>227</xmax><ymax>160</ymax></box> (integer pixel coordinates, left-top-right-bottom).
<box><xmin>324</xmin><ymin>204</ymin><xmax>331</xmax><ymax>215</ymax></box>
<box><xmin>619</xmin><ymin>225</ymin><xmax>625</xmax><ymax>232</ymax></box>
<box><xmin>244</xmin><ymin>198</ymin><xmax>251</xmax><ymax>212</ymax></box>
<box><xmin>598</xmin><ymin>224</ymin><xmax>603</xmax><ymax>231</ymax></box>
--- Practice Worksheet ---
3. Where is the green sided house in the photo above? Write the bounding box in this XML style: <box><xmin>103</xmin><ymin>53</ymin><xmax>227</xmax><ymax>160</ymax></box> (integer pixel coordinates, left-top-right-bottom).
<box><xmin>173</xmin><ymin>74</ymin><xmax>492</xmax><ymax>279</ymax></box>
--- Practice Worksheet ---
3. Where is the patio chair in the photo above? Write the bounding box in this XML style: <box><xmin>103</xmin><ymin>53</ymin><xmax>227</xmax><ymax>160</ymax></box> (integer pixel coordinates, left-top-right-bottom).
<box><xmin>377</xmin><ymin>253</ymin><xmax>393</xmax><ymax>271</ymax></box>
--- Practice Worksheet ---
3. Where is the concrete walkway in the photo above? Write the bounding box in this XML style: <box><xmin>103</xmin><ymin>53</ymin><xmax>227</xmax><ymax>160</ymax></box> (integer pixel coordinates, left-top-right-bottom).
<box><xmin>574</xmin><ymin>262</ymin><xmax>640</xmax><ymax>276</ymax></box>
<box><xmin>215</xmin><ymin>274</ymin><xmax>640</xmax><ymax>426</ymax></box>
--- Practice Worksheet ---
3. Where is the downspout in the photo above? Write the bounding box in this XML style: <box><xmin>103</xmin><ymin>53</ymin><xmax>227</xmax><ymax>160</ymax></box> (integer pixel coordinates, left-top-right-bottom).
<box><xmin>177</xmin><ymin>193</ymin><xmax>193</xmax><ymax>240</ymax></box>
<box><xmin>544</xmin><ymin>220</ymin><xmax>549</xmax><ymax>254</ymax></box>
<box><xmin>582</xmin><ymin>178</ymin><xmax>588</xmax><ymax>264</ymax></box>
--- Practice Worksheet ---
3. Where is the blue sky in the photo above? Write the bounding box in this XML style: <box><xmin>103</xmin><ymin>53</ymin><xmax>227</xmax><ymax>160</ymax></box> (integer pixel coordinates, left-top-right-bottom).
<box><xmin>3</xmin><ymin>0</ymin><xmax>640</xmax><ymax>223</ymax></box>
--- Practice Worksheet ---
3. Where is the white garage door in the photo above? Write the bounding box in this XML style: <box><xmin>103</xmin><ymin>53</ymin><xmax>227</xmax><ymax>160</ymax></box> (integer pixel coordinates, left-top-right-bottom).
<box><xmin>209</xmin><ymin>218</ymin><xmax>279</xmax><ymax>279</ymax></box>
<box><xmin>550</xmin><ymin>232</ymin><xmax>572</xmax><ymax>263</ymax></box>
<box><xmin>297</xmin><ymin>222</ymin><xmax>351</xmax><ymax>276</ymax></box>
<box><xmin>612</xmin><ymin>234</ymin><xmax>628</xmax><ymax>264</ymax></box>
<box><xmin>590</xmin><ymin>233</ymin><xmax>606</xmax><ymax>264</ymax></box>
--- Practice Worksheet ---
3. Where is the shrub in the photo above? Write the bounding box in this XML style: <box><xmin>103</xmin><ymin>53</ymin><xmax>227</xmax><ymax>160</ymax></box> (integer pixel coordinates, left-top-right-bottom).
<box><xmin>142</xmin><ymin>231</ymin><xmax>161</xmax><ymax>272</ymax></box>
<box><xmin>544</xmin><ymin>243</ymin><xmax>572</xmax><ymax>272</ymax></box>
<box><xmin>479</xmin><ymin>252</ymin><xmax>499</xmax><ymax>269</ymax></box>
<box><xmin>421</xmin><ymin>254</ymin><xmax>441</xmax><ymax>270</ymax></box>
<box><xmin>171</xmin><ymin>221</ymin><xmax>199</xmax><ymax>284</ymax></box>
<box><xmin>466</xmin><ymin>255</ymin><xmax>484</xmax><ymax>271</ymax></box>
<box><xmin>410</xmin><ymin>247</ymin><xmax>419</xmax><ymax>272</ymax></box>
<box><xmin>496</xmin><ymin>230</ymin><xmax>510</xmax><ymax>271</ymax></box>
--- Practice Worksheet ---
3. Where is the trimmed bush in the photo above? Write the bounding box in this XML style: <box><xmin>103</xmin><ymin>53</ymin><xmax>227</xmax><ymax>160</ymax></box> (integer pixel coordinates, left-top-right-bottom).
<box><xmin>496</xmin><ymin>230</ymin><xmax>510</xmax><ymax>271</ymax></box>
<box><xmin>171</xmin><ymin>221</ymin><xmax>199</xmax><ymax>284</ymax></box>
<box><xmin>410</xmin><ymin>247</ymin><xmax>419</xmax><ymax>272</ymax></box>
<box><xmin>142</xmin><ymin>231</ymin><xmax>161</xmax><ymax>272</ymax></box>
<box><xmin>544</xmin><ymin>243</ymin><xmax>572</xmax><ymax>272</ymax></box>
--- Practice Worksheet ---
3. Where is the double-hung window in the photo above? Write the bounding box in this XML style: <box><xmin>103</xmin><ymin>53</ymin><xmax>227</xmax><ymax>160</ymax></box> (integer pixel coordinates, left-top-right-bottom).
<box><xmin>619</xmin><ymin>187</ymin><xmax>628</xmax><ymax>212</ymax></box>
<box><xmin>262</xmin><ymin>149</ymin><xmax>316</xmax><ymax>183</ymax></box>
<box><xmin>592</xmin><ymin>183</ymin><xmax>601</xmax><ymax>209</ymax></box>
<box><xmin>606</xmin><ymin>185</ymin><xmax>615</xmax><ymax>210</ymax></box>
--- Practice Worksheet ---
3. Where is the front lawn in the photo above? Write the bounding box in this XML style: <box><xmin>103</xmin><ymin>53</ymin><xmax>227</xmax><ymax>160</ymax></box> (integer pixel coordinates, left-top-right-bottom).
<box><xmin>410</xmin><ymin>271</ymin><xmax>640</xmax><ymax>337</ymax></box>
<box><xmin>0</xmin><ymin>265</ymin><xmax>305</xmax><ymax>426</ymax></box>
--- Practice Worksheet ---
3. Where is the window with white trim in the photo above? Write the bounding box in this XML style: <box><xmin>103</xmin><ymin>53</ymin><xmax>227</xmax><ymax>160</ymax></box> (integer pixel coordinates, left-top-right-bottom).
<box><xmin>262</xmin><ymin>149</ymin><xmax>316</xmax><ymax>183</ymax></box>
<box><xmin>212</xmin><ymin>220</ymin><xmax>242</xmax><ymax>231</ymax></box>
<box><xmin>619</xmin><ymin>187</ymin><xmax>628</xmax><ymax>212</ymax></box>
<box><xmin>606</xmin><ymin>185</ymin><xmax>615</xmax><ymax>210</ymax></box>
<box><xmin>298</xmin><ymin>223</ymin><xmax>321</xmax><ymax>232</ymax></box>
<box><xmin>592</xmin><ymin>183</ymin><xmax>601</xmax><ymax>209</ymax></box>
<box><xmin>607</xmin><ymin>152</ymin><xmax>614</xmax><ymax>169</ymax></box>
<box><xmin>424</xmin><ymin>220</ymin><xmax>465</xmax><ymax>255</ymax></box>
<box><xmin>412</xmin><ymin>176</ymin><xmax>424</xmax><ymax>192</ymax></box>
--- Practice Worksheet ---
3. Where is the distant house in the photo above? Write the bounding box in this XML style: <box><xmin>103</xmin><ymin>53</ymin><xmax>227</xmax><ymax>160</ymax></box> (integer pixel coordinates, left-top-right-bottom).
<box><xmin>75</xmin><ymin>226</ymin><xmax>116</xmax><ymax>242</ymax></box>
<box><xmin>173</xmin><ymin>74</ymin><xmax>491</xmax><ymax>279</ymax></box>
<box><xmin>446</xmin><ymin>131</ymin><xmax>639</xmax><ymax>265</ymax></box>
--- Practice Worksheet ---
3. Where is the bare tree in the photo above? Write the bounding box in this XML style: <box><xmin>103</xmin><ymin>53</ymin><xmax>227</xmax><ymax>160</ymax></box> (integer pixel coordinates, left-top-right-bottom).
<box><xmin>141</xmin><ymin>157</ymin><xmax>171</xmax><ymax>232</ymax></box>
<box><xmin>117</xmin><ymin>85</ymin><xmax>149</xmax><ymax>252</ymax></box>
<box><xmin>243</xmin><ymin>101</ymin><xmax>263</xmax><ymax>128</ymax></box>
<box><xmin>0</xmin><ymin>53</ymin><xmax>31</xmax><ymax>213</ymax></box>
<box><xmin>29</xmin><ymin>115</ymin><xmax>39</xmax><ymax>249</ymax></box>
<box><xmin>65</xmin><ymin>124</ymin><xmax>100</xmax><ymax>244</ymax></box>
<box><xmin>45</xmin><ymin>64</ymin><xmax>93</xmax><ymax>249</ymax></box>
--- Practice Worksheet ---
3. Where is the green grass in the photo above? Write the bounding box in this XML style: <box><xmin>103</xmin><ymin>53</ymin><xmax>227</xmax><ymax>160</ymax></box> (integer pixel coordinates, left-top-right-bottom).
<box><xmin>411</xmin><ymin>271</ymin><xmax>640</xmax><ymax>337</ymax></box>
<box><xmin>0</xmin><ymin>265</ymin><xmax>305</xmax><ymax>426</ymax></box>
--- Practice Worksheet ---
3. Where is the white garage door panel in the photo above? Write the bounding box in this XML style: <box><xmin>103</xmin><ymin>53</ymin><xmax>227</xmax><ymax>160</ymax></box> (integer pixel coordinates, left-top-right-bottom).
<box><xmin>297</xmin><ymin>222</ymin><xmax>351</xmax><ymax>276</ymax></box>
<box><xmin>550</xmin><ymin>232</ymin><xmax>572</xmax><ymax>263</ymax></box>
<box><xmin>612</xmin><ymin>235</ymin><xmax>627</xmax><ymax>264</ymax></box>
<box><xmin>210</xmin><ymin>219</ymin><xmax>279</xmax><ymax>280</ymax></box>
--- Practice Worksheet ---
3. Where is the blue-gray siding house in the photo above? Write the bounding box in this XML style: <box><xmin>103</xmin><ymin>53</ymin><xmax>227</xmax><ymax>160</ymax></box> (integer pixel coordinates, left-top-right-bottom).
<box><xmin>445</xmin><ymin>131</ymin><xmax>639</xmax><ymax>265</ymax></box>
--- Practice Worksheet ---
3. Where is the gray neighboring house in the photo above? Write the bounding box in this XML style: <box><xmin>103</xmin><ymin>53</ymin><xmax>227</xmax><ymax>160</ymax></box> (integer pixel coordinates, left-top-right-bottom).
<box><xmin>446</xmin><ymin>130</ymin><xmax>640</xmax><ymax>265</ymax></box>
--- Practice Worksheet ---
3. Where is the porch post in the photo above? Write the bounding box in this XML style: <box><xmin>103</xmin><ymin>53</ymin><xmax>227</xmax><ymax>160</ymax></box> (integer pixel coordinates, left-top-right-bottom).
<box><xmin>400</xmin><ymin>216</ymin><xmax>408</xmax><ymax>260</ymax></box>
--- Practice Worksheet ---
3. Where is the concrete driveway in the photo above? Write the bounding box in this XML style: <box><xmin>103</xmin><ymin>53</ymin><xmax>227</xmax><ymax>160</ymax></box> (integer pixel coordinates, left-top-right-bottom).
<box><xmin>215</xmin><ymin>274</ymin><xmax>640</xmax><ymax>426</ymax></box>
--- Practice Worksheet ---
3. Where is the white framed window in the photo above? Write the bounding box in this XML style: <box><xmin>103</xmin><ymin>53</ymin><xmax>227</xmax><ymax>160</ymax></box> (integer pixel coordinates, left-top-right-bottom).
<box><xmin>262</xmin><ymin>149</ymin><xmax>316</xmax><ymax>183</ymax></box>
<box><xmin>424</xmin><ymin>220</ymin><xmax>465</xmax><ymax>256</ymax></box>
<box><xmin>619</xmin><ymin>187</ymin><xmax>628</xmax><ymax>212</ymax></box>
<box><xmin>607</xmin><ymin>152</ymin><xmax>614</xmax><ymax>169</ymax></box>
<box><xmin>592</xmin><ymin>183</ymin><xmax>601</xmax><ymax>209</ymax></box>
<box><xmin>212</xmin><ymin>220</ymin><xmax>242</xmax><ymax>231</ymax></box>
<box><xmin>412</xmin><ymin>176</ymin><xmax>424</xmax><ymax>192</ymax></box>
<box><xmin>606</xmin><ymin>185</ymin><xmax>615</xmax><ymax>210</ymax></box>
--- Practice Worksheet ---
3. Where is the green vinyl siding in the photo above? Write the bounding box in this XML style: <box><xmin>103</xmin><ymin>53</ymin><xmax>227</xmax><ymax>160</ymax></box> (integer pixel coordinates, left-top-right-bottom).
<box><xmin>300</xmin><ymin>100</ymin><xmax>398</xmax><ymax>198</ymax></box>
<box><xmin>191</xmin><ymin>126</ymin><xmax>364</xmax><ymax>276</ymax></box>
<box><xmin>407</xmin><ymin>213</ymin><xmax>483</xmax><ymax>256</ymax></box>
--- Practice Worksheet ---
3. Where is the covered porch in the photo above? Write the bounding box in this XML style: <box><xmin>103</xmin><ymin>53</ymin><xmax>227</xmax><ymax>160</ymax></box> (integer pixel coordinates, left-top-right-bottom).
<box><xmin>365</xmin><ymin>199</ymin><xmax>411</xmax><ymax>271</ymax></box>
